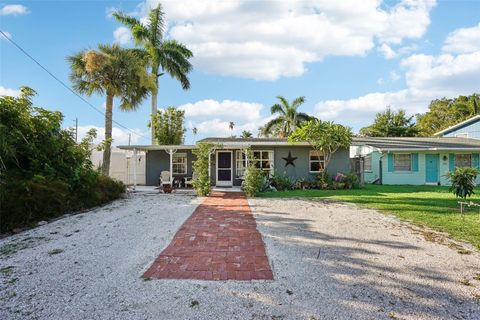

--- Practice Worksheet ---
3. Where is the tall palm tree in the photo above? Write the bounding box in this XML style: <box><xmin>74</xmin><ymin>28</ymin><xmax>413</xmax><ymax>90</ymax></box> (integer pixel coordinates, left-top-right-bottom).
<box><xmin>261</xmin><ymin>96</ymin><xmax>312</xmax><ymax>138</ymax></box>
<box><xmin>113</xmin><ymin>4</ymin><xmax>193</xmax><ymax>144</ymax></box>
<box><xmin>68</xmin><ymin>44</ymin><xmax>153</xmax><ymax>175</ymax></box>
<box><xmin>229</xmin><ymin>121</ymin><xmax>235</xmax><ymax>136</ymax></box>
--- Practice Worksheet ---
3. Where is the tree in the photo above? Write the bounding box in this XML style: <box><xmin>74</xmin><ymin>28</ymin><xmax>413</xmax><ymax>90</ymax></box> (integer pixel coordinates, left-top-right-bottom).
<box><xmin>150</xmin><ymin>107</ymin><xmax>186</xmax><ymax>145</ymax></box>
<box><xmin>289</xmin><ymin>119</ymin><xmax>352</xmax><ymax>170</ymax></box>
<box><xmin>113</xmin><ymin>4</ymin><xmax>193</xmax><ymax>144</ymax></box>
<box><xmin>360</xmin><ymin>107</ymin><xmax>418</xmax><ymax>137</ymax></box>
<box><xmin>68</xmin><ymin>44</ymin><xmax>152</xmax><ymax>175</ymax></box>
<box><xmin>229</xmin><ymin>121</ymin><xmax>235</xmax><ymax>136</ymax></box>
<box><xmin>416</xmin><ymin>94</ymin><xmax>480</xmax><ymax>136</ymax></box>
<box><xmin>261</xmin><ymin>96</ymin><xmax>312</xmax><ymax>138</ymax></box>
<box><xmin>241</xmin><ymin>130</ymin><xmax>253</xmax><ymax>138</ymax></box>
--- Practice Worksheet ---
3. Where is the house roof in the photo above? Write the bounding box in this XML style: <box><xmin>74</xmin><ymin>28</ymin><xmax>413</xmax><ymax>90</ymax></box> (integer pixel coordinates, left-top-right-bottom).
<box><xmin>434</xmin><ymin>115</ymin><xmax>480</xmax><ymax>136</ymax></box>
<box><xmin>117</xmin><ymin>144</ymin><xmax>197</xmax><ymax>151</ymax></box>
<box><xmin>118</xmin><ymin>136</ymin><xmax>480</xmax><ymax>152</ymax></box>
<box><xmin>353</xmin><ymin>136</ymin><xmax>480</xmax><ymax>151</ymax></box>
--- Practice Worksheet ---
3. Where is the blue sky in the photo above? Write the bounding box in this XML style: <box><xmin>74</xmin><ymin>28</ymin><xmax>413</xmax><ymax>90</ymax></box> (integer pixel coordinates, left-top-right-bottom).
<box><xmin>1</xmin><ymin>0</ymin><xmax>480</xmax><ymax>145</ymax></box>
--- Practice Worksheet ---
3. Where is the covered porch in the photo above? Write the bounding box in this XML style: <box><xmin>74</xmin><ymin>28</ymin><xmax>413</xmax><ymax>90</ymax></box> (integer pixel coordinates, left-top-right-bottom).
<box><xmin>118</xmin><ymin>144</ymin><xmax>262</xmax><ymax>189</ymax></box>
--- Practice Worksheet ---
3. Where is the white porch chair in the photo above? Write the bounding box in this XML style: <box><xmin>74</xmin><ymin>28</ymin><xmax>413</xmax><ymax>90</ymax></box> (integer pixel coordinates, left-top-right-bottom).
<box><xmin>160</xmin><ymin>171</ymin><xmax>171</xmax><ymax>187</ymax></box>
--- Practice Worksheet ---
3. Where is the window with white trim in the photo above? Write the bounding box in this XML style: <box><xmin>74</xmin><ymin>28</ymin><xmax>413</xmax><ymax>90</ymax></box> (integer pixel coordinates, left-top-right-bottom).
<box><xmin>394</xmin><ymin>154</ymin><xmax>411</xmax><ymax>171</ymax></box>
<box><xmin>309</xmin><ymin>150</ymin><xmax>325</xmax><ymax>173</ymax></box>
<box><xmin>364</xmin><ymin>155</ymin><xmax>372</xmax><ymax>171</ymax></box>
<box><xmin>455</xmin><ymin>154</ymin><xmax>471</xmax><ymax>168</ymax></box>
<box><xmin>235</xmin><ymin>150</ymin><xmax>274</xmax><ymax>178</ymax></box>
<box><xmin>172</xmin><ymin>153</ymin><xmax>187</xmax><ymax>174</ymax></box>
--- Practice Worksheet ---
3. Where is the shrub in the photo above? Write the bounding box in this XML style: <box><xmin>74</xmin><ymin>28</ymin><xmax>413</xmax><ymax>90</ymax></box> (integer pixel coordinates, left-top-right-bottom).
<box><xmin>317</xmin><ymin>171</ymin><xmax>331</xmax><ymax>189</ymax></box>
<box><xmin>447</xmin><ymin>167</ymin><xmax>478</xmax><ymax>199</ymax></box>
<box><xmin>343</xmin><ymin>172</ymin><xmax>360</xmax><ymax>189</ymax></box>
<box><xmin>270</xmin><ymin>172</ymin><xmax>294</xmax><ymax>191</ymax></box>
<box><xmin>192</xmin><ymin>142</ymin><xmax>216</xmax><ymax>196</ymax></box>
<box><xmin>0</xmin><ymin>87</ymin><xmax>125</xmax><ymax>232</ymax></box>
<box><xmin>243</xmin><ymin>151</ymin><xmax>265</xmax><ymax>197</ymax></box>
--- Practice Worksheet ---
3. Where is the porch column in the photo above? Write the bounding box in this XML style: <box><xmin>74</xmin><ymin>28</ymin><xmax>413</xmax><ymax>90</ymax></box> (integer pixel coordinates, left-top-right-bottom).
<box><xmin>133</xmin><ymin>148</ymin><xmax>137</xmax><ymax>190</ymax></box>
<box><xmin>245</xmin><ymin>148</ymin><xmax>249</xmax><ymax>167</ymax></box>
<box><xmin>169</xmin><ymin>148</ymin><xmax>173</xmax><ymax>185</ymax></box>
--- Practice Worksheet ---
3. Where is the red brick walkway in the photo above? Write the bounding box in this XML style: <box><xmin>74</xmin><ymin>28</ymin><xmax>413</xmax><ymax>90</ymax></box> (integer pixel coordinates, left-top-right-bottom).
<box><xmin>143</xmin><ymin>192</ymin><xmax>273</xmax><ymax>281</ymax></box>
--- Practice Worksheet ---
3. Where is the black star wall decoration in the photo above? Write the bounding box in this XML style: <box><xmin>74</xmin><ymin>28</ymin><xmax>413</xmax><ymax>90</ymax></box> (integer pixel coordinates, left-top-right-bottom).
<box><xmin>282</xmin><ymin>151</ymin><xmax>297</xmax><ymax>167</ymax></box>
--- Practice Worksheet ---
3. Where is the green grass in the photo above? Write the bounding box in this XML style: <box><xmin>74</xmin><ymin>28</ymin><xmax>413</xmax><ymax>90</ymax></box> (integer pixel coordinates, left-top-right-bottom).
<box><xmin>258</xmin><ymin>185</ymin><xmax>480</xmax><ymax>249</ymax></box>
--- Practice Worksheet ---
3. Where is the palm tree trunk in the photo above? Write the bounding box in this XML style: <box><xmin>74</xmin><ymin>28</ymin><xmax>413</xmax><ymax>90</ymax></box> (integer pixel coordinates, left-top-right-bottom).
<box><xmin>151</xmin><ymin>65</ymin><xmax>159</xmax><ymax>144</ymax></box>
<box><xmin>102</xmin><ymin>93</ymin><xmax>113</xmax><ymax>175</ymax></box>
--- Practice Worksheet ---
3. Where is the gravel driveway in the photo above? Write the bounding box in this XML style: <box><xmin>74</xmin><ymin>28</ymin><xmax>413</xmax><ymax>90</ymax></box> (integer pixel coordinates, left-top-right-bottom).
<box><xmin>1</xmin><ymin>193</ymin><xmax>479</xmax><ymax>319</ymax></box>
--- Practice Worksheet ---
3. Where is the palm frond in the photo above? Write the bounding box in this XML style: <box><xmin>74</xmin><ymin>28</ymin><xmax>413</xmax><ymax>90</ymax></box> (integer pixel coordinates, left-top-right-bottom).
<box><xmin>270</xmin><ymin>103</ymin><xmax>286</xmax><ymax>115</ymax></box>
<box><xmin>291</xmin><ymin>96</ymin><xmax>306</xmax><ymax>109</ymax></box>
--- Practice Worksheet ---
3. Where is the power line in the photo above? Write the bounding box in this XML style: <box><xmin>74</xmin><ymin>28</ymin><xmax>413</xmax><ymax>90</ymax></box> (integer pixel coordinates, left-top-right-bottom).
<box><xmin>0</xmin><ymin>30</ymin><xmax>150</xmax><ymax>143</ymax></box>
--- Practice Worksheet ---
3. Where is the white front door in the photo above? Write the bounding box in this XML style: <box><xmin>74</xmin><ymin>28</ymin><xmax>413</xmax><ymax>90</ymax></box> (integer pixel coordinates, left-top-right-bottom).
<box><xmin>216</xmin><ymin>151</ymin><xmax>233</xmax><ymax>187</ymax></box>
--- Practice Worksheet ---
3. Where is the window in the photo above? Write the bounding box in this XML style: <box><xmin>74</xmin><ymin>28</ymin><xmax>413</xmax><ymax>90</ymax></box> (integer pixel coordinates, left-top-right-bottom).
<box><xmin>172</xmin><ymin>153</ymin><xmax>187</xmax><ymax>174</ymax></box>
<box><xmin>235</xmin><ymin>150</ymin><xmax>274</xmax><ymax>178</ymax></box>
<box><xmin>364</xmin><ymin>155</ymin><xmax>372</xmax><ymax>171</ymax></box>
<box><xmin>309</xmin><ymin>150</ymin><xmax>325</xmax><ymax>173</ymax></box>
<box><xmin>394</xmin><ymin>154</ymin><xmax>411</xmax><ymax>171</ymax></box>
<box><xmin>455</xmin><ymin>154</ymin><xmax>471</xmax><ymax>168</ymax></box>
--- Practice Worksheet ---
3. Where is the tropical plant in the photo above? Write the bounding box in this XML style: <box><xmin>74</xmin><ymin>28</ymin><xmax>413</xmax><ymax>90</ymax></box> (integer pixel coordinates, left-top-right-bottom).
<box><xmin>0</xmin><ymin>87</ymin><xmax>125</xmax><ymax>232</ymax></box>
<box><xmin>192</xmin><ymin>142</ymin><xmax>215</xmax><ymax>196</ymax></box>
<box><xmin>261</xmin><ymin>96</ymin><xmax>312</xmax><ymax>138</ymax></box>
<box><xmin>149</xmin><ymin>107</ymin><xmax>185</xmax><ymax>145</ymax></box>
<box><xmin>269</xmin><ymin>172</ymin><xmax>294</xmax><ymax>191</ymax></box>
<box><xmin>360</xmin><ymin>107</ymin><xmax>418</xmax><ymax>137</ymax></box>
<box><xmin>113</xmin><ymin>4</ymin><xmax>193</xmax><ymax>143</ymax></box>
<box><xmin>447</xmin><ymin>167</ymin><xmax>478</xmax><ymax>199</ymax></box>
<box><xmin>229</xmin><ymin>121</ymin><xmax>235</xmax><ymax>136</ymax></box>
<box><xmin>68</xmin><ymin>44</ymin><xmax>152</xmax><ymax>175</ymax></box>
<box><xmin>241</xmin><ymin>130</ymin><xmax>253</xmax><ymax>138</ymax></box>
<box><xmin>289</xmin><ymin>119</ymin><xmax>353</xmax><ymax>170</ymax></box>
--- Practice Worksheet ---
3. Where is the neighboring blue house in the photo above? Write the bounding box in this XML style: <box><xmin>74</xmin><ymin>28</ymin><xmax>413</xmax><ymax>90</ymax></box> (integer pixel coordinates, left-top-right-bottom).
<box><xmin>351</xmin><ymin>137</ymin><xmax>480</xmax><ymax>186</ymax></box>
<box><xmin>434</xmin><ymin>115</ymin><xmax>480</xmax><ymax>139</ymax></box>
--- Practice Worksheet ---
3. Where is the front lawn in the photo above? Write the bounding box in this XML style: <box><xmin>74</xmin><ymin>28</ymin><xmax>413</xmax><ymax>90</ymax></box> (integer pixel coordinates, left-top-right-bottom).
<box><xmin>258</xmin><ymin>185</ymin><xmax>480</xmax><ymax>249</ymax></box>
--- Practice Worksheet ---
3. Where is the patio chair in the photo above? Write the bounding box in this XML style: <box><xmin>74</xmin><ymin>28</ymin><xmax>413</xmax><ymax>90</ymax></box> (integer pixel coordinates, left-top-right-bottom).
<box><xmin>185</xmin><ymin>172</ymin><xmax>196</xmax><ymax>188</ymax></box>
<box><xmin>160</xmin><ymin>171</ymin><xmax>171</xmax><ymax>187</ymax></box>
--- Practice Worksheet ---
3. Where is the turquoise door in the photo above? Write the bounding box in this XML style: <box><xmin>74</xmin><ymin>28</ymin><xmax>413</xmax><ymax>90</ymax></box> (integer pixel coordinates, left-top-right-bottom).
<box><xmin>425</xmin><ymin>154</ymin><xmax>439</xmax><ymax>183</ymax></box>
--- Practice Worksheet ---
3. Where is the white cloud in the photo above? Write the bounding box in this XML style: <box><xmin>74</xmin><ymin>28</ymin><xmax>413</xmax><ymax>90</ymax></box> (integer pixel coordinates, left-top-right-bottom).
<box><xmin>378</xmin><ymin>43</ymin><xmax>397</xmax><ymax>59</ymax></box>
<box><xmin>0</xmin><ymin>86</ymin><xmax>20</xmax><ymax>97</ymax></box>
<box><xmin>113</xmin><ymin>26</ymin><xmax>132</xmax><ymax>45</ymax></box>
<box><xmin>177</xmin><ymin>99</ymin><xmax>271</xmax><ymax>137</ymax></box>
<box><xmin>442</xmin><ymin>22</ymin><xmax>480</xmax><ymax>54</ymax></box>
<box><xmin>0</xmin><ymin>31</ymin><xmax>12</xmax><ymax>40</ymax></box>
<box><xmin>178</xmin><ymin>99</ymin><xmax>262</xmax><ymax>123</ymax></box>
<box><xmin>314</xmin><ymin>23</ymin><xmax>480</xmax><ymax>132</ymax></box>
<box><xmin>133</xmin><ymin>0</ymin><xmax>436</xmax><ymax>80</ymax></box>
<box><xmin>0</xmin><ymin>4</ymin><xmax>28</xmax><ymax>16</ymax></box>
<box><xmin>76</xmin><ymin>125</ymin><xmax>144</xmax><ymax>146</ymax></box>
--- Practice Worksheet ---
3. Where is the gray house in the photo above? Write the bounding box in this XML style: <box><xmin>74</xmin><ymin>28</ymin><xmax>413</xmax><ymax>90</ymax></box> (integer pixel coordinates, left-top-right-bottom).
<box><xmin>118</xmin><ymin>137</ymin><xmax>351</xmax><ymax>187</ymax></box>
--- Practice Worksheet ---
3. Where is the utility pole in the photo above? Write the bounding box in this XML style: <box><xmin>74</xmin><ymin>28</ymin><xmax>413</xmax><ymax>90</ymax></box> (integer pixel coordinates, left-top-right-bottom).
<box><xmin>128</xmin><ymin>133</ymin><xmax>131</xmax><ymax>146</ymax></box>
<box><xmin>73</xmin><ymin>117</ymin><xmax>78</xmax><ymax>142</ymax></box>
